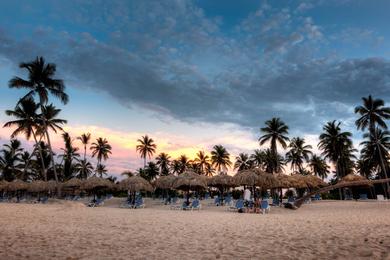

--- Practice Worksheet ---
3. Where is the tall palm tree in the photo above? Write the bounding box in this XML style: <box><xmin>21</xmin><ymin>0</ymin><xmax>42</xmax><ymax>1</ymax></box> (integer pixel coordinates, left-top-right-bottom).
<box><xmin>360</xmin><ymin>128</ymin><xmax>390</xmax><ymax>193</ymax></box>
<box><xmin>90</xmin><ymin>137</ymin><xmax>112</xmax><ymax>170</ymax></box>
<box><xmin>355</xmin><ymin>95</ymin><xmax>390</xmax><ymax>135</ymax></box>
<box><xmin>142</xmin><ymin>162</ymin><xmax>159</xmax><ymax>181</ymax></box>
<box><xmin>170</xmin><ymin>159</ymin><xmax>181</xmax><ymax>175</ymax></box>
<box><xmin>74</xmin><ymin>159</ymin><xmax>93</xmax><ymax>179</ymax></box>
<box><xmin>234</xmin><ymin>153</ymin><xmax>252</xmax><ymax>171</ymax></box>
<box><xmin>355</xmin><ymin>158</ymin><xmax>375</xmax><ymax>178</ymax></box>
<box><xmin>4</xmin><ymin>97</ymin><xmax>47</xmax><ymax>180</ymax></box>
<box><xmin>211</xmin><ymin>145</ymin><xmax>232</xmax><ymax>173</ymax></box>
<box><xmin>136</xmin><ymin>135</ymin><xmax>157</xmax><ymax>168</ymax></box>
<box><xmin>59</xmin><ymin>132</ymin><xmax>80</xmax><ymax>180</ymax></box>
<box><xmin>156</xmin><ymin>152</ymin><xmax>171</xmax><ymax>175</ymax></box>
<box><xmin>36</xmin><ymin>104</ymin><xmax>67</xmax><ymax>183</ymax></box>
<box><xmin>259</xmin><ymin>118</ymin><xmax>289</xmax><ymax>155</ymax></box>
<box><xmin>309</xmin><ymin>155</ymin><xmax>330</xmax><ymax>180</ymax></box>
<box><xmin>177</xmin><ymin>155</ymin><xmax>191</xmax><ymax>174</ymax></box>
<box><xmin>9</xmin><ymin>57</ymin><xmax>68</xmax><ymax>184</ymax></box>
<box><xmin>318</xmin><ymin>121</ymin><xmax>354</xmax><ymax>199</ymax></box>
<box><xmin>263</xmin><ymin>148</ymin><xmax>285</xmax><ymax>173</ymax></box>
<box><xmin>250</xmin><ymin>149</ymin><xmax>265</xmax><ymax>169</ymax></box>
<box><xmin>286</xmin><ymin>137</ymin><xmax>312</xmax><ymax>172</ymax></box>
<box><xmin>78</xmin><ymin>133</ymin><xmax>91</xmax><ymax>161</ymax></box>
<box><xmin>193</xmin><ymin>151</ymin><xmax>212</xmax><ymax>176</ymax></box>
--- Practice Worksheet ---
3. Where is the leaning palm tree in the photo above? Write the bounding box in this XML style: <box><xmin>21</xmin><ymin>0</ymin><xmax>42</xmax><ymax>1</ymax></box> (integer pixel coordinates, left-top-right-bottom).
<box><xmin>136</xmin><ymin>135</ymin><xmax>157</xmax><ymax>168</ymax></box>
<box><xmin>309</xmin><ymin>154</ymin><xmax>330</xmax><ymax>180</ymax></box>
<box><xmin>234</xmin><ymin>153</ymin><xmax>252</xmax><ymax>171</ymax></box>
<box><xmin>360</xmin><ymin>128</ymin><xmax>390</xmax><ymax>194</ymax></box>
<box><xmin>193</xmin><ymin>151</ymin><xmax>212</xmax><ymax>176</ymax></box>
<box><xmin>286</xmin><ymin>137</ymin><xmax>312</xmax><ymax>172</ymax></box>
<box><xmin>259</xmin><ymin>117</ymin><xmax>289</xmax><ymax>155</ymax></box>
<box><xmin>211</xmin><ymin>145</ymin><xmax>232</xmax><ymax>173</ymax></box>
<box><xmin>355</xmin><ymin>95</ymin><xmax>390</xmax><ymax>135</ymax></box>
<box><xmin>9</xmin><ymin>57</ymin><xmax>68</xmax><ymax>183</ymax></box>
<box><xmin>78</xmin><ymin>133</ymin><xmax>91</xmax><ymax>161</ymax></box>
<box><xmin>90</xmin><ymin>137</ymin><xmax>112</xmax><ymax>170</ymax></box>
<box><xmin>4</xmin><ymin>98</ymin><xmax>47</xmax><ymax>180</ymax></box>
<box><xmin>36</xmin><ymin>104</ymin><xmax>67</xmax><ymax>183</ymax></box>
<box><xmin>318</xmin><ymin>121</ymin><xmax>353</xmax><ymax>199</ymax></box>
<box><xmin>156</xmin><ymin>152</ymin><xmax>171</xmax><ymax>175</ymax></box>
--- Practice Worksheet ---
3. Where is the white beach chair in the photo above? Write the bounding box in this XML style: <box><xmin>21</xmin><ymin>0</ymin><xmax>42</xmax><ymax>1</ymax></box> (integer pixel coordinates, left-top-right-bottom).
<box><xmin>377</xmin><ymin>195</ymin><xmax>385</xmax><ymax>201</ymax></box>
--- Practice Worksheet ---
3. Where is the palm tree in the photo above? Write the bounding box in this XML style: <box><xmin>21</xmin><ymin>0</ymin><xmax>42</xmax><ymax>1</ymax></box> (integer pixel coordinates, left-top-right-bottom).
<box><xmin>9</xmin><ymin>57</ymin><xmax>68</xmax><ymax>184</ymax></box>
<box><xmin>142</xmin><ymin>162</ymin><xmax>159</xmax><ymax>181</ymax></box>
<box><xmin>286</xmin><ymin>137</ymin><xmax>312</xmax><ymax>172</ymax></box>
<box><xmin>234</xmin><ymin>153</ymin><xmax>252</xmax><ymax>171</ymax></box>
<box><xmin>355</xmin><ymin>95</ymin><xmax>390</xmax><ymax>135</ymax></box>
<box><xmin>259</xmin><ymin>118</ymin><xmax>289</xmax><ymax>155</ymax></box>
<box><xmin>309</xmin><ymin>155</ymin><xmax>330</xmax><ymax>180</ymax></box>
<box><xmin>170</xmin><ymin>159</ymin><xmax>181</xmax><ymax>175</ymax></box>
<box><xmin>263</xmin><ymin>149</ymin><xmax>285</xmax><ymax>173</ymax></box>
<box><xmin>360</xmin><ymin>128</ymin><xmax>390</xmax><ymax>194</ymax></box>
<box><xmin>318</xmin><ymin>121</ymin><xmax>354</xmax><ymax>199</ymax></box>
<box><xmin>74</xmin><ymin>159</ymin><xmax>93</xmax><ymax>179</ymax></box>
<box><xmin>136</xmin><ymin>135</ymin><xmax>157</xmax><ymax>168</ymax></box>
<box><xmin>193</xmin><ymin>151</ymin><xmax>212</xmax><ymax>176</ymax></box>
<box><xmin>4</xmin><ymin>97</ymin><xmax>47</xmax><ymax>180</ymax></box>
<box><xmin>355</xmin><ymin>158</ymin><xmax>375</xmax><ymax>178</ymax></box>
<box><xmin>60</xmin><ymin>132</ymin><xmax>80</xmax><ymax>180</ymax></box>
<box><xmin>250</xmin><ymin>149</ymin><xmax>265</xmax><ymax>169</ymax></box>
<box><xmin>156</xmin><ymin>152</ymin><xmax>171</xmax><ymax>175</ymax></box>
<box><xmin>211</xmin><ymin>145</ymin><xmax>232</xmax><ymax>173</ymax></box>
<box><xmin>78</xmin><ymin>133</ymin><xmax>91</xmax><ymax>161</ymax></box>
<box><xmin>90</xmin><ymin>137</ymin><xmax>112</xmax><ymax>170</ymax></box>
<box><xmin>177</xmin><ymin>155</ymin><xmax>191</xmax><ymax>174</ymax></box>
<box><xmin>0</xmin><ymin>140</ymin><xmax>23</xmax><ymax>181</ymax></box>
<box><xmin>95</xmin><ymin>164</ymin><xmax>108</xmax><ymax>177</ymax></box>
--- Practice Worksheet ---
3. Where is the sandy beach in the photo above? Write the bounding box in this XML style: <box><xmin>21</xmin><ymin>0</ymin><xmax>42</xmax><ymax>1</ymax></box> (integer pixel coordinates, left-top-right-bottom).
<box><xmin>0</xmin><ymin>199</ymin><xmax>389</xmax><ymax>260</ymax></box>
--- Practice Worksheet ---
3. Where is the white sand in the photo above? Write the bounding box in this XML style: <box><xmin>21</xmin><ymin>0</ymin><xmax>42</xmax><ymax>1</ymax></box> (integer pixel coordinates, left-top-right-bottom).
<box><xmin>0</xmin><ymin>199</ymin><xmax>389</xmax><ymax>259</ymax></box>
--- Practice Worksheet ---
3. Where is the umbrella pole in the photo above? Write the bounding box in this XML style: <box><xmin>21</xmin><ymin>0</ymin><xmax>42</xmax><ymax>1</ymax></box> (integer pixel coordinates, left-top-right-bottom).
<box><xmin>187</xmin><ymin>188</ymin><xmax>190</xmax><ymax>206</ymax></box>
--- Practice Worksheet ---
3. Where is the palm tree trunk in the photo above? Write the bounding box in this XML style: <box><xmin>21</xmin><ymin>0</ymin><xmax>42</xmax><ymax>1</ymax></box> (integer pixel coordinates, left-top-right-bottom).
<box><xmin>84</xmin><ymin>145</ymin><xmax>87</xmax><ymax>161</ymax></box>
<box><xmin>335</xmin><ymin>161</ymin><xmax>342</xmax><ymax>200</ymax></box>
<box><xmin>377</xmin><ymin>150</ymin><xmax>390</xmax><ymax>198</ymax></box>
<box><xmin>32</xmin><ymin>130</ymin><xmax>47</xmax><ymax>181</ymax></box>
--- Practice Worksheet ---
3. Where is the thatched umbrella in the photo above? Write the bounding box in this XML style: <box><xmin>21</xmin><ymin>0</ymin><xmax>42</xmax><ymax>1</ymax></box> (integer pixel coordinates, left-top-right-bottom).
<box><xmin>274</xmin><ymin>173</ymin><xmax>293</xmax><ymax>189</ymax></box>
<box><xmin>81</xmin><ymin>176</ymin><xmax>112</xmax><ymax>201</ymax></box>
<box><xmin>289</xmin><ymin>174</ymin><xmax>308</xmax><ymax>189</ymax></box>
<box><xmin>340</xmin><ymin>174</ymin><xmax>370</xmax><ymax>184</ymax></box>
<box><xmin>64</xmin><ymin>178</ymin><xmax>83</xmax><ymax>188</ymax></box>
<box><xmin>46</xmin><ymin>180</ymin><xmax>59</xmax><ymax>193</ymax></box>
<box><xmin>207</xmin><ymin>174</ymin><xmax>236</xmax><ymax>205</ymax></box>
<box><xmin>304</xmin><ymin>175</ymin><xmax>328</xmax><ymax>189</ymax></box>
<box><xmin>173</xmin><ymin>170</ymin><xmax>207</xmax><ymax>205</ymax></box>
<box><xmin>119</xmin><ymin>176</ymin><xmax>153</xmax><ymax>205</ymax></box>
<box><xmin>28</xmin><ymin>180</ymin><xmax>47</xmax><ymax>193</ymax></box>
<box><xmin>7</xmin><ymin>179</ymin><xmax>28</xmax><ymax>191</ymax></box>
<box><xmin>0</xmin><ymin>180</ymin><xmax>9</xmax><ymax>191</ymax></box>
<box><xmin>233</xmin><ymin>169</ymin><xmax>279</xmax><ymax>199</ymax></box>
<box><xmin>339</xmin><ymin>174</ymin><xmax>372</xmax><ymax>199</ymax></box>
<box><xmin>154</xmin><ymin>175</ymin><xmax>177</xmax><ymax>190</ymax></box>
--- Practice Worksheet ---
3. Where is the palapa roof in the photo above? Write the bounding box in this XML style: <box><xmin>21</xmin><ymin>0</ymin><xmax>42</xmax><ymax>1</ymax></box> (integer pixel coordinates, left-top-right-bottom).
<box><xmin>154</xmin><ymin>175</ymin><xmax>177</xmax><ymax>189</ymax></box>
<box><xmin>64</xmin><ymin>178</ymin><xmax>84</xmax><ymax>188</ymax></box>
<box><xmin>173</xmin><ymin>170</ymin><xmax>207</xmax><ymax>190</ymax></box>
<box><xmin>81</xmin><ymin>176</ymin><xmax>112</xmax><ymax>190</ymax></box>
<box><xmin>339</xmin><ymin>174</ymin><xmax>371</xmax><ymax>186</ymax></box>
<box><xmin>273</xmin><ymin>173</ymin><xmax>293</xmax><ymax>188</ymax></box>
<box><xmin>207</xmin><ymin>174</ymin><xmax>236</xmax><ymax>188</ymax></box>
<box><xmin>7</xmin><ymin>179</ymin><xmax>28</xmax><ymax>191</ymax></box>
<box><xmin>233</xmin><ymin>168</ymin><xmax>279</xmax><ymax>189</ymax></box>
<box><xmin>0</xmin><ymin>180</ymin><xmax>9</xmax><ymax>190</ymax></box>
<box><xmin>304</xmin><ymin>175</ymin><xmax>328</xmax><ymax>188</ymax></box>
<box><xmin>289</xmin><ymin>174</ymin><xmax>308</xmax><ymax>189</ymax></box>
<box><xmin>28</xmin><ymin>180</ymin><xmax>47</xmax><ymax>192</ymax></box>
<box><xmin>119</xmin><ymin>176</ymin><xmax>153</xmax><ymax>192</ymax></box>
<box><xmin>46</xmin><ymin>180</ymin><xmax>59</xmax><ymax>191</ymax></box>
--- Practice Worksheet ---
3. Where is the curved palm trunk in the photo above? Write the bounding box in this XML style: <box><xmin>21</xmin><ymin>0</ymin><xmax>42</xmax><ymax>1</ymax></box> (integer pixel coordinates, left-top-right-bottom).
<box><xmin>32</xmin><ymin>130</ymin><xmax>47</xmax><ymax>181</ymax></box>
<box><xmin>289</xmin><ymin>178</ymin><xmax>390</xmax><ymax>209</ymax></box>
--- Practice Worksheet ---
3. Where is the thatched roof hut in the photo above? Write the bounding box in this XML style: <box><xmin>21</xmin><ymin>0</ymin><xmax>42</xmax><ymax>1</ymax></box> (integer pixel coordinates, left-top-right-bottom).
<box><xmin>207</xmin><ymin>174</ymin><xmax>236</xmax><ymax>188</ymax></box>
<box><xmin>0</xmin><ymin>180</ymin><xmax>9</xmax><ymax>191</ymax></box>
<box><xmin>233</xmin><ymin>169</ymin><xmax>279</xmax><ymax>189</ymax></box>
<box><xmin>64</xmin><ymin>178</ymin><xmax>83</xmax><ymax>188</ymax></box>
<box><xmin>81</xmin><ymin>176</ymin><xmax>112</xmax><ymax>190</ymax></box>
<box><xmin>289</xmin><ymin>174</ymin><xmax>308</xmax><ymax>189</ymax></box>
<box><xmin>173</xmin><ymin>170</ymin><xmax>207</xmax><ymax>191</ymax></box>
<box><xmin>274</xmin><ymin>173</ymin><xmax>293</xmax><ymax>188</ymax></box>
<box><xmin>154</xmin><ymin>175</ymin><xmax>177</xmax><ymax>189</ymax></box>
<box><xmin>28</xmin><ymin>180</ymin><xmax>47</xmax><ymax>193</ymax></box>
<box><xmin>339</xmin><ymin>174</ymin><xmax>371</xmax><ymax>186</ymax></box>
<box><xmin>304</xmin><ymin>175</ymin><xmax>328</xmax><ymax>189</ymax></box>
<box><xmin>119</xmin><ymin>176</ymin><xmax>153</xmax><ymax>192</ymax></box>
<box><xmin>7</xmin><ymin>180</ymin><xmax>28</xmax><ymax>191</ymax></box>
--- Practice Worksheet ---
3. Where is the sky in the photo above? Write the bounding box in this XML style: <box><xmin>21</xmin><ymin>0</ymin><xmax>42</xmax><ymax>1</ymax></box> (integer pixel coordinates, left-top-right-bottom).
<box><xmin>1</xmin><ymin>0</ymin><xmax>390</xmax><ymax>177</ymax></box>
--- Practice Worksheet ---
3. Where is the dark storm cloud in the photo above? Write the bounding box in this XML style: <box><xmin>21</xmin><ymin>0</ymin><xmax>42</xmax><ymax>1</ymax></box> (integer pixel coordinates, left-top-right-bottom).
<box><xmin>1</xmin><ymin>0</ymin><xmax>389</xmax><ymax>135</ymax></box>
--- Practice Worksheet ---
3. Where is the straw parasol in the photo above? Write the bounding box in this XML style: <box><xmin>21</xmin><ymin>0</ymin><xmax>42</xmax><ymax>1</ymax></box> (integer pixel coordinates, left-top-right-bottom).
<box><xmin>173</xmin><ymin>170</ymin><xmax>207</xmax><ymax>190</ymax></box>
<box><xmin>207</xmin><ymin>174</ymin><xmax>236</xmax><ymax>188</ymax></box>
<box><xmin>154</xmin><ymin>175</ymin><xmax>177</xmax><ymax>190</ymax></box>
<box><xmin>119</xmin><ymin>176</ymin><xmax>153</xmax><ymax>192</ymax></box>
<box><xmin>304</xmin><ymin>175</ymin><xmax>328</xmax><ymax>189</ymax></box>
<box><xmin>46</xmin><ymin>180</ymin><xmax>59</xmax><ymax>192</ymax></box>
<box><xmin>64</xmin><ymin>178</ymin><xmax>84</xmax><ymax>188</ymax></box>
<box><xmin>340</xmin><ymin>174</ymin><xmax>370</xmax><ymax>184</ymax></box>
<box><xmin>233</xmin><ymin>168</ymin><xmax>279</xmax><ymax>189</ymax></box>
<box><xmin>289</xmin><ymin>174</ymin><xmax>308</xmax><ymax>189</ymax></box>
<box><xmin>7</xmin><ymin>179</ymin><xmax>28</xmax><ymax>191</ymax></box>
<box><xmin>28</xmin><ymin>180</ymin><xmax>47</xmax><ymax>193</ymax></box>
<box><xmin>81</xmin><ymin>176</ymin><xmax>112</xmax><ymax>191</ymax></box>
<box><xmin>0</xmin><ymin>180</ymin><xmax>9</xmax><ymax>191</ymax></box>
<box><xmin>274</xmin><ymin>173</ymin><xmax>293</xmax><ymax>188</ymax></box>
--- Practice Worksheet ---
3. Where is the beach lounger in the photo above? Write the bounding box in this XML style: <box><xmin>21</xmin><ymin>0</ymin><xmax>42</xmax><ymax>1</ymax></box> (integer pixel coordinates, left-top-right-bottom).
<box><xmin>228</xmin><ymin>199</ymin><xmax>244</xmax><ymax>212</ymax></box>
<box><xmin>260</xmin><ymin>200</ymin><xmax>270</xmax><ymax>214</ymax></box>
<box><xmin>224</xmin><ymin>196</ymin><xmax>232</xmax><ymax>206</ymax></box>
<box><xmin>344</xmin><ymin>194</ymin><xmax>353</xmax><ymax>200</ymax></box>
<box><xmin>88</xmin><ymin>198</ymin><xmax>104</xmax><ymax>207</ymax></box>
<box><xmin>190</xmin><ymin>199</ymin><xmax>201</xmax><ymax>211</ymax></box>
<box><xmin>40</xmin><ymin>197</ymin><xmax>49</xmax><ymax>204</ymax></box>
<box><xmin>272</xmin><ymin>198</ymin><xmax>280</xmax><ymax>206</ymax></box>
<box><xmin>214</xmin><ymin>196</ymin><xmax>220</xmax><ymax>206</ymax></box>
<box><xmin>134</xmin><ymin>198</ymin><xmax>145</xmax><ymax>209</ymax></box>
<box><xmin>170</xmin><ymin>200</ymin><xmax>183</xmax><ymax>210</ymax></box>
<box><xmin>377</xmin><ymin>195</ymin><xmax>385</xmax><ymax>201</ymax></box>
<box><xmin>72</xmin><ymin>195</ymin><xmax>81</xmax><ymax>201</ymax></box>
<box><xmin>359</xmin><ymin>194</ymin><xmax>368</xmax><ymax>200</ymax></box>
<box><xmin>287</xmin><ymin>197</ymin><xmax>295</xmax><ymax>203</ymax></box>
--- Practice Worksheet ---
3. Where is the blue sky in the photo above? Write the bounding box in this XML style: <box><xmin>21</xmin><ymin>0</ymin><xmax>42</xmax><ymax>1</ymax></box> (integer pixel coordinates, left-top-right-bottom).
<box><xmin>1</xmin><ymin>0</ymin><xmax>390</xmax><ymax>175</ymax></box>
